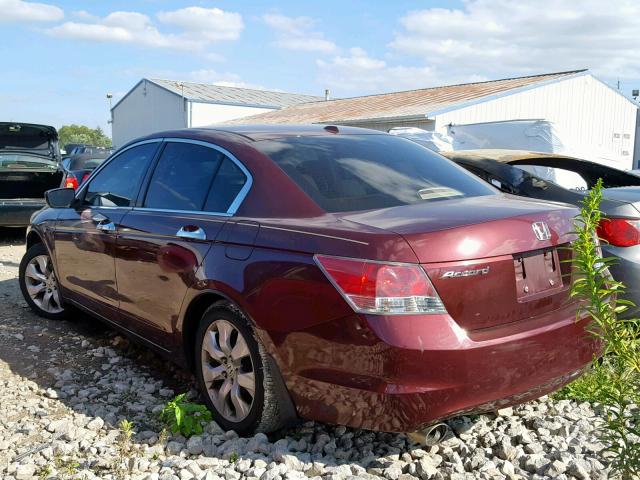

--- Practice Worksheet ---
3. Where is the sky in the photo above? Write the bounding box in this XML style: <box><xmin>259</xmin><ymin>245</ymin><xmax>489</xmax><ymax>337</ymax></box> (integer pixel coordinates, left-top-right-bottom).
<box><xmin>2</xmin><ymin>0</ymin><xmax>640</xmax><ymax>136</ymax></box>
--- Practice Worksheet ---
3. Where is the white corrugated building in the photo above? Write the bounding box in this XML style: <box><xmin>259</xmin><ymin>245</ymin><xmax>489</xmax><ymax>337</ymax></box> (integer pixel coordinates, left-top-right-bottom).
<box><xmin>111</xmin><ymin>78</ymin><xmax>322</xmax><ymax>147</ymax></box>
<box><xmin>229</xmin><ymin>70</ymin><xmax>640</xmax><ymax>169</ymax></box>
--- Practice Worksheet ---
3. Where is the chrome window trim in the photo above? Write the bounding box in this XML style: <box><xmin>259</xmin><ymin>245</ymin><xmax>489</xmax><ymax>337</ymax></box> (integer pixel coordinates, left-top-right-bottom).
<box><xmin>131</xmin><ymin>206</ymin><xmax>232</xmax><ymax>217</ymax></box>
<box><xmin>159</xmin><ymin>137</ymin><xmax>253</xmax><ymax>216</ymax></box>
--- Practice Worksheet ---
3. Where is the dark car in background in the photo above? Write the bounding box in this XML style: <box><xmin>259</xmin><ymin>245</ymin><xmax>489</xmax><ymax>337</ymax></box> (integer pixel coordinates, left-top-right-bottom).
<box><xmin>0</xmin><ymin>122</ymin><xmax>62</xmax><ymax>227</ymax></box>
<box><xmin>20</xmin><ymin>126</ymin><xmax>599</xmax><ymax>435</ymax></box>
<box><xmin>60</xmin><ymin>151</ymin><xmax>111</xmax><ymax>190</ymax></box>
<box><xmin>68</xmin><ymin>145</ymin><xmax>111</xmax><ymax>156</ymax></box>
<box><xmin>442</xmin><ymin>149</ymin><xmax>640</xmax><ymax>314</ymax></box>
<box><xmin>62</xmin><ymin>143</ymin><xmax>87</xmax><ymax>156</ymax></box>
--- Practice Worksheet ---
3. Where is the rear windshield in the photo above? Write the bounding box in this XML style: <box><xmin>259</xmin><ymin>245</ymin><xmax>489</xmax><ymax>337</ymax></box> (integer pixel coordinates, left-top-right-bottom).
<box><xmin>255</xmin><ymin>134</ymin><xmax>495</xmax><ymax>212</ymax></box>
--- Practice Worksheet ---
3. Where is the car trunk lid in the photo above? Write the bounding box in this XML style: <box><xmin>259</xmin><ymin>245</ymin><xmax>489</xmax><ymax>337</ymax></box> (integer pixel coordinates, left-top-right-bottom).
<box><xmin>0</xmin><ymin>122</ymin><xmax>59</xmax><ymax>159</ymax></box>
<box><xmin>340</xmin><ymin>194</ymin><xmax>578</xmax><ymax>331</ymax></box>
<box><xmin>601</xmin><ymin>186</ymin><xmax>640</xmax><ymax>215</ymax></box>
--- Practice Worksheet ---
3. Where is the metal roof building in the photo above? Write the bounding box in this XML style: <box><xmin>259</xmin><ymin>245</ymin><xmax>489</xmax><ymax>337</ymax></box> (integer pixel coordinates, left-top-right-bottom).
<box><xmin>111</xmin><ymin>78</ymin><xmax>322</xmax><ymax>147</ymax></box>
<box><xmin>229</xmin><ymin>70</ymin><xmax>640</xmax><ymax>169</ymax></box>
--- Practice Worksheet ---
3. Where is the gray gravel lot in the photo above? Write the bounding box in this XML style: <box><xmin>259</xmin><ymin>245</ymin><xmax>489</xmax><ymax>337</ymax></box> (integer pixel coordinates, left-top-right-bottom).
<box><xmin>0</xmin><ymin>228</ymin><xmax>614</xmax><ymax>479</ymax></box>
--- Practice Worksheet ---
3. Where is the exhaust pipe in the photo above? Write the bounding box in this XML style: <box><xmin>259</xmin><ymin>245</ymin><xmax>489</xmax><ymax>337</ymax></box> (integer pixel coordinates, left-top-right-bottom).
<box><xmin>407</xmin><ymin>423</ymin><xmax>451</xmax><ymax>446</ymax></box>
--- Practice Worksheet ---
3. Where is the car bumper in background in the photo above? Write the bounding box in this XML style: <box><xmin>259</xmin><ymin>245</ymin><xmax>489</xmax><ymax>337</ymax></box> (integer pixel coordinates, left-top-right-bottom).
<box><xmin>0</xmin><ymin>199</ymin><xmax>45</xmax><ymax>227</ymax></box>
<box><xmin>278</xmin><ymin>303</ymin><xmax>599</xmax><ymax>432</ymax></box>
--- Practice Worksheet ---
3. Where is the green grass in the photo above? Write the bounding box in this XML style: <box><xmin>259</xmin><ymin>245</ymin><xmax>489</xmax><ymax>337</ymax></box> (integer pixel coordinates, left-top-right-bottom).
<box><xmin>554</xmin><ymin>360</ymin><xmax>637</xmax><ymax>404</ymax></box>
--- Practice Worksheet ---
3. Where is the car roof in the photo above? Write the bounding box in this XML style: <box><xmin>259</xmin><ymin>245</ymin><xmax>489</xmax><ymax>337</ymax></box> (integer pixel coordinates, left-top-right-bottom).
<box><xmin>138</xmin><ymin>124</ymin><xmax>383</xmax><ymax>144</ymax></box>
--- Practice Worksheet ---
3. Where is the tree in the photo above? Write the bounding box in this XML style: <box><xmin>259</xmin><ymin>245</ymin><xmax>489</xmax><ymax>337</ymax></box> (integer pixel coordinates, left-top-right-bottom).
<box><xmin>58</xmin><ymin>124</ymin><xmax>112</xmax><ymax>150</ymax></box>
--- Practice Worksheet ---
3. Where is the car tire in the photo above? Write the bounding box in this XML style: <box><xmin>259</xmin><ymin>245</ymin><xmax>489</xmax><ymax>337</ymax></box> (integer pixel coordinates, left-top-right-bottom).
<box><xmin>195</xmin><ymin>303</ymin><xmax>293</xmax><ymax>435</ymax></box>
<box><xmin>19</xmin><ymin>242</ymin><xmax>67</xmax><ymax>320</ymax></box>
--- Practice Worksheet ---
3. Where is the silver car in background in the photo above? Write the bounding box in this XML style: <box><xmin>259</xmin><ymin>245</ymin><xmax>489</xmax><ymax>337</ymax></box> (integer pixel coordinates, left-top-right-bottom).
<box><xmin>437</xmin><ymin>150</ymin><xmax>640</xmax><ymax>315</ymax></box>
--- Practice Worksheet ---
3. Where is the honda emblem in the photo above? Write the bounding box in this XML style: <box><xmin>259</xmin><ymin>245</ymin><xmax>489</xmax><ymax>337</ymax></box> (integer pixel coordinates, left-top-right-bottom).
<box><xmin>532</xmin><ymin>221</ymin><xmax>551</xmax><ymax>241</ymax></box>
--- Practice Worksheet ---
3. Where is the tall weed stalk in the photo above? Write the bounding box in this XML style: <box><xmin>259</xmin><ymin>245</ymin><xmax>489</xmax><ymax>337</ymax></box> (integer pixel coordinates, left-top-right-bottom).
<box><xmin>568</xmin><ymin>178</ymin><xmax>640</xmax><ymax>478</ymax></box>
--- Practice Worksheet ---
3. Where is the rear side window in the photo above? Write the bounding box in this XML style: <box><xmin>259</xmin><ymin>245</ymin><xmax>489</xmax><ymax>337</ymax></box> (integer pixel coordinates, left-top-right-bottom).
<box><xmin>204</xmin><ymin>158</ymin><xmax>247</xmax><ymax>212</ymax></box>
<box><xmin>255</xmin><ymin>134</ymin><xmax>495</xmax><ymax>213</ymax></box>
<box><xmin>143</xmin><ymin>141</ymin><xmax>248</xmax><ymax>213</ymax></box>
<box><xmin>84</xmin><ymin>142</ymin><xmax>157</xmax><ymax>207</ymax></box>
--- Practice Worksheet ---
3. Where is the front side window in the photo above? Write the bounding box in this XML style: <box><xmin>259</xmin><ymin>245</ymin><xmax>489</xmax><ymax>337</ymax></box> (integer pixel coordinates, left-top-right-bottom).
<box><xmin>255</xmin><ymin>134</ymin><xmax>495</xmax><ymax>213</ymax></box>
<box><xmin>84</xmin><ymin>142</ymin><xmax>157</xmax><ymax>207</ymax></box>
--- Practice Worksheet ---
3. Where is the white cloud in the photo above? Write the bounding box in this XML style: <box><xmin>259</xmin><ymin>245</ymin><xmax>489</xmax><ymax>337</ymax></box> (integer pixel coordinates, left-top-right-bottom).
<box><xmin>157</xmin><ymin>7</ymin><xmax>243</xmax><ymax>42</ymax></box>
<box><xmin>317</xmin><ymin>47</ymin><xmax>448</xmax><ymax>93</ymax></box>
<box><xmin>71</xmin><ymin>10</ymin><xmax>97</xmax><ymax>21</ymax></box>
<box><xmin>263</xmin><ymin>13</ymin><xmax>337</xmax><ymax>53</ymax></box>
<box><xmin>390</xmin><ymin>0</ymin><xmax>640</xmax><ymax>80</ymax></box>
<box><xmin>47</xmin><ymin>6</ymin><xmax>243</xmax><ymax>53</ymax></box>
<box><xmin>48</xmin><ymin>11</ymin><xmax>193</xmax><ymax>49</ymax></box>
<box><xmin>0</xmin><ymin>0</ymin><xmax>63</xmax><ymax>22</ymax></box>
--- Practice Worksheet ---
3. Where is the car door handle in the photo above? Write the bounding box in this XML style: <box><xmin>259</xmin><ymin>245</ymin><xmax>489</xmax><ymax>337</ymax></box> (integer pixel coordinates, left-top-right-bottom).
<box><xmin>176</xmin><ymin>225</ymin><xmax>206</xmax><ymax>241</ymax></box>
<box><xmin>92</xmin><ymin>214</ymin><xmax>116</xmax><ymax>233</ymax></box>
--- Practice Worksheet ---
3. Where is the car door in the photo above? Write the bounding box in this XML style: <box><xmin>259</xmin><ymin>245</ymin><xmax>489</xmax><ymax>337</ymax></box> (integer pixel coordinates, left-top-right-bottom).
<box><xmin>53</xmin><ymin>140</ymin><xmax>160</xmax><ymax>318</ymax></box>
<box><xmin>115</xmin><ymin>139</ymin><xmax>251</xmax><ymax>349</ymax></box>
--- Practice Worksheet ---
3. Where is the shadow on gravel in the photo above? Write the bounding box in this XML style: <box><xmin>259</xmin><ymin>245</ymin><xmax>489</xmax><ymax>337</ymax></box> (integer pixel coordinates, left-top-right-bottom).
<box><xmin>0</xmin><ymin>273</ymin><xmax>195</xmax><ymax>426</ymax></box>
<box><xmin>0</xmin><ymin>227</ymin><xmax>25</xmax><ymax>246</ymax></box>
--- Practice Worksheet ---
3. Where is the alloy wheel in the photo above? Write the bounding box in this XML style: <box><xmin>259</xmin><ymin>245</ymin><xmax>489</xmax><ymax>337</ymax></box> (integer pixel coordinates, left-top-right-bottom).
<box><xmin>201</xmin><ymin>319</ymin><xmax>256</xmax><ymax>422</ymax></box>
<box><xmin>24</xmin><ymin>255</ymin><xmax>64</xmax><ymax>314</ymax></box>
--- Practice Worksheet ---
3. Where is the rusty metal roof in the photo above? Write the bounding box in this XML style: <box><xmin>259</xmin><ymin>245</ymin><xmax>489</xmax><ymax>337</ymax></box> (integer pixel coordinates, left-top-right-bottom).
<box><xmin>225</xmin><ymin>70</ymin><xmax>588</xmax><ymax>125</ymax></box>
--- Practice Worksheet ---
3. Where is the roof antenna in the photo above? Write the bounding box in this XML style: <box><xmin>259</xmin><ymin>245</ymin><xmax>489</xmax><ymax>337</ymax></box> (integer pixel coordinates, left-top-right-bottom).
<box><xmin>324</xmin><ymin>89</ymin><xmax>330</xmax><ymax>101</ymax></box>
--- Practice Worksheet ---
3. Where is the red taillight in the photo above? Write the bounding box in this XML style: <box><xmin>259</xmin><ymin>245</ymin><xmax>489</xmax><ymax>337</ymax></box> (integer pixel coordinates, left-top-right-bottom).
<box><xmin>314</xmin><ymin>255</ymin><xmax>446</xmax><ymax>314</ymax></box>
<box><xmin>80</xmin><ymin>173</ymin><xmax>90</xmax><ymax>185</ymax></box>
<box><xmin>64</xmin><ymin>175</ymin><xmax>78</xmax><ymax>190</ymax></box>
<box><xmin>597</xmin><ymin>218</ymin><xmax>640</xmax><ymax>247</ymax></box>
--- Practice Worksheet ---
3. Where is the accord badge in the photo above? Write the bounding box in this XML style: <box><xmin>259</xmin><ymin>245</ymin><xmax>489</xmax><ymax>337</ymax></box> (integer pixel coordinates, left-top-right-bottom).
<box><xmin>441</xmin><ymin>266</ymin><xmax>490</xmax><ymax>279</ymax></box>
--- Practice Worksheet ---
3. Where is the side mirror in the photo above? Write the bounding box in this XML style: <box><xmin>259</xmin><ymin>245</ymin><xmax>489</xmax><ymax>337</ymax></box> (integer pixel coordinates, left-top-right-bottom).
<box><xmin>45</xmin><ymin>188</ymin><xmax>76</xmax><ymax>208</ymax></box>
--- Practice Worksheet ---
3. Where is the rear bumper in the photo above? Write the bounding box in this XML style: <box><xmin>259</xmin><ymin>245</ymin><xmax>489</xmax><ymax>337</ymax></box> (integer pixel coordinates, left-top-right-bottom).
<box><xmin>0</xmin><ymin>199</ymin><xmax>45</xmax><ymax>226</ymax></box>
<box><xmin>280</xmin><ymin>304</ymin><xmax>600</xmax><ymax>432</ymax></box>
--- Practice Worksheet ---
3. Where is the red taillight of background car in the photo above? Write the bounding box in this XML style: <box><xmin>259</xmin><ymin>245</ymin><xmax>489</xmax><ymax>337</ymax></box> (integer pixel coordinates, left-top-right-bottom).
<box><xmin>314</xmin><ymin>255</ymin><xmax>446</xmax><ymax>314</ymax></box>
<box><xmin>81</xmin><ymin>173</ymin><xmax>90</xmax><ymax>184</ymax></box>
<box><xmin>597</xmin><ymin>218</ymin><xmax>640</xmax><ymax>247</ymax></box>
<box><xmin>64</xmin><ymin>175</ymin><xmax>78</xmax><ymax>190</ymax></box>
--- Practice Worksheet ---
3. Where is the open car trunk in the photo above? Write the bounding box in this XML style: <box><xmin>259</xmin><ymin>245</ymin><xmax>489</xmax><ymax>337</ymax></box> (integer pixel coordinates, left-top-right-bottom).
<box><xmin>0</xmin><ymin>160</ymin><xmax>62</xmax><ymax>199</ymax></box>
<box><xmin>0</xmin><ymin>123</ymin><xmax>61</xmax><ymax>200</ymax></box>
<box><xmin>341</xmin><ymin>195</ymin><xmax>578</xmax><ymax>331</ymax></box>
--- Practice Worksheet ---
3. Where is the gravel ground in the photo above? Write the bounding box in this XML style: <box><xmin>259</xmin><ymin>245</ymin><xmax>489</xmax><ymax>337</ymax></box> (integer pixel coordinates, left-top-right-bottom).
<box><xmin>0</xmin><ymin>228</ymin><xmax>614</xmax><ymax>480</ymax></box>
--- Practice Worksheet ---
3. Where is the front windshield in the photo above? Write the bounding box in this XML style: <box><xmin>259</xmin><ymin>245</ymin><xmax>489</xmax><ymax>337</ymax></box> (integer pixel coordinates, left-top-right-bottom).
<box><xmin>255</xmin><ymin>134</ymin><xmax>496</xmax><ymax>213</ymax></box>
<box><xmin>0</xmin><ymin>153</ymin><xmax>57</xmax><ymax>169</ymax></box>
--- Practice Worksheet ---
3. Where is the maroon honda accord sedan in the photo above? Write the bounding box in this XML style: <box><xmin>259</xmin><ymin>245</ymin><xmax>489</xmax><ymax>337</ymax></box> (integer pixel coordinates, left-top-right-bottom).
<box><xmin>19</xmin><ymin>125</ymin><xmax>599</xmax><ymax>435</ymax></box>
